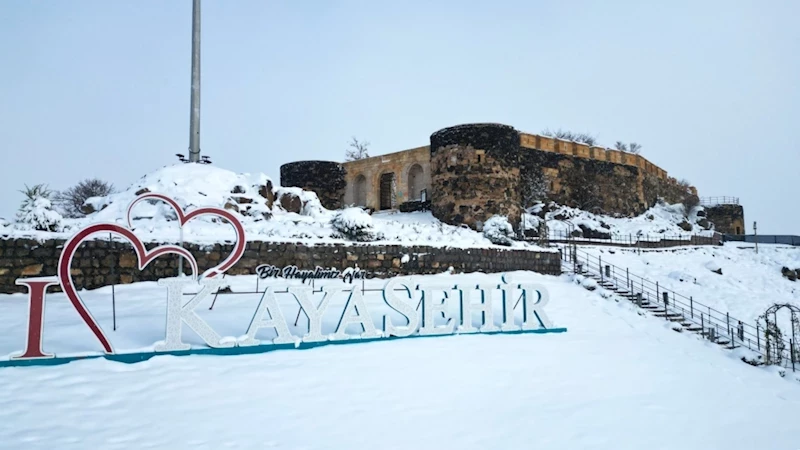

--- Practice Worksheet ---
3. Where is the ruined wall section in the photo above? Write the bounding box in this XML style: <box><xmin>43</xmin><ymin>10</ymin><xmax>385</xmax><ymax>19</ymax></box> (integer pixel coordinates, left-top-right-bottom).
<box><xmin>520</xmin><ymin>150</ymin><xmax>645</xmax><ymax>215</ymax></box>
<box><xmin>705</xmin><ymin>205</ymin><xmax>745</xmax><ymax>235</ymax></box>
<box><xmin>280</xmin><ymin>161</ymin><xmax>346</xmax><ymax>210</ymax></box>
<box><xmin>429</xmin><ymin>124</ymin><xmax>522</xmax><ymax>230</ymax></box>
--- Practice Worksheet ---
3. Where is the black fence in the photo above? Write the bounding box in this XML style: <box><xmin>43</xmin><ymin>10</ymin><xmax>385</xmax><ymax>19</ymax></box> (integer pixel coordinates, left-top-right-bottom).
<box><xmin>538</xmin><ymin>230</ymin><xmax>722</xmax><ymax>249</ymax></box>
<box><xmin>724</xmin><ymin>235</ymin><xmax>800</xmax><ymax>246</ymax></box>
<box><xmin>560</xmin><ymin>245</ymin><xmax>798</xmax><ymax>371</ymax></box>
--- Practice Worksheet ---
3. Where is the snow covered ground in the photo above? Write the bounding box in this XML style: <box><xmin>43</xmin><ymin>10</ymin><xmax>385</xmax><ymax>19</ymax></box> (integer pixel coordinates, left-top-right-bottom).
<box><xmin>579</xmin><ymin>243</ymin><xmax>800</xmax><ymax>325</ymax></box>
<box><xmin>1</xmin><ymin>164</ymin><xmax>709</xmax><ymax>250</ymax></box>
<box><xmin>1</xmin><ymin>272</ymin><xmax>799</xmax><ymax>449</ymax></box>
<box><xmin>535</xmin><ymin>202</ymin><xmax>714</xmax><ymax>239</ymax></box>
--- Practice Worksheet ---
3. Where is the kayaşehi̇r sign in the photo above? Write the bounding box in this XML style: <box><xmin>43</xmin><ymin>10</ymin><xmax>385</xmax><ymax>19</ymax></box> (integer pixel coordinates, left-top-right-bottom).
<box><xmin>5</xmin><ymin>193</ymin><xmax>566</xmax><ymax>368</ymax></box>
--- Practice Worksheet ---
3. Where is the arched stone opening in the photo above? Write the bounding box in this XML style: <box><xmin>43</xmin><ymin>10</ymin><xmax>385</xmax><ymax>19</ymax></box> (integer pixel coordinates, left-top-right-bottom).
<box><xmin>354</xmin><ymin>174</ymin><xmax>367</xmax><ymax>207</ymax></box>
<box><xmin>407</xmin><ymin>164</ymin><xmax>424</xmax><ymax>201</ymax></box>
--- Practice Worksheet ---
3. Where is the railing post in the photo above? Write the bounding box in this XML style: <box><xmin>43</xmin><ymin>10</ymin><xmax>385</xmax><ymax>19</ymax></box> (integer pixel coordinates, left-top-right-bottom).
<box><xmin>605</xmin><ymin>265</ymin><xmax>610</xmax><ymax>279</ymax></box>
<box><xmin>701</xmin><ymin>313</ymin><xmax>705</xmax><ymax>338</ymax></box>
<box><xmin>626</xmin><ymin>268</ymin><xmax>629</xmax><ymax>292</ymax></box>
<box><xmin>690</xmin><ymin>296</ymin><xmax>693</xmax><ymax>318</ymax></box>
<box><xmin>757</xmin><ymin>323</ymin><xmax>760</xmax><ymax>350</ymax></box>
<box><xmin>656</xmin><ymin>282</ymin><xmax>659</xmax><ymax>304</ymax></box>
<box><xmin>792</xmin><ymin>339</ymin><xmax>796</xmax><ymax>373</ymax></box>
<box><xmin>599</xmin><ymin>256</ymin><xmax>603</xmax><ymax>281</ymax></box>
<box><xmin>726</xmin><ymin>312</ymin><xmax>730</xmax><ymax>341</ymax></box>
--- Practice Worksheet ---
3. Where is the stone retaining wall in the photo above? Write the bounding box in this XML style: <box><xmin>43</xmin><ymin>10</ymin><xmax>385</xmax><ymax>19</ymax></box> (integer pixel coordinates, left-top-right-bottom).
<box><xmin>0</xmin><ymin>238</ymin><xmax>561</xmax><ymax>294</ymax></box>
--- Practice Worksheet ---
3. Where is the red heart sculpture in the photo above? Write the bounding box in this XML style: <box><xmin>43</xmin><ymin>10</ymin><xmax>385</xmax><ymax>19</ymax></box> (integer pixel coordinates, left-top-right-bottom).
<box><xmin>57</xmin><ymin>193</ymin><xmax>246</xmax><ymax>354</ymax></box>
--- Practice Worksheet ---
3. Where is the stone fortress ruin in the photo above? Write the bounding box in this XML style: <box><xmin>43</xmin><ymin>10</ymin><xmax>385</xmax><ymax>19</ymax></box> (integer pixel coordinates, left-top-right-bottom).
<box><xmin>281</xmin><ymin>123</ymin><xmax>745</xmax><ymax>235</ymax></box>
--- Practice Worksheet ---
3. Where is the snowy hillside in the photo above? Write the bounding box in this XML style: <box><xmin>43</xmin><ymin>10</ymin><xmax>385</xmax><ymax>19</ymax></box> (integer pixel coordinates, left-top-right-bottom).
<box><xmin>577</xmin><ymin>243</ymin><xmax>800</xmax><ymax>326</ymax></box>
<box><xmin>1</xmin><ymin>164</ymin><xmax>713</xmax><ymax>250</ymax></box>
<box><xmin>0</xmin><ymin>164</ymin><xmax>536</xmax><ymax>249</ymax></box>
<box><xmin>0</xmin><ymin>272</ymin><xmax>799</xmax><ymax>449</ymax></box>
<box><xmin>526</xmin><ymin>202</ymin><xmax>714</xmax><ymax>239</ymax></box>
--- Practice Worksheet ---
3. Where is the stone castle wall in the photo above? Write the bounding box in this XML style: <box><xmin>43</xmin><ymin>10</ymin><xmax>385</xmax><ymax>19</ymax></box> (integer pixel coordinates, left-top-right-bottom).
<box><xmin>282</xmin><ymin>123</ymin><xmax>707</xmax><ymax>227</ymax></box>
<box><xmin>340</xmin><ymin>146</ymin><xmax>431</xmax><ymax>210</ymax></box>
<box><xmin>0</xmin><ymin>238</ymin><xmax>561</xmax><ymax>294</ymax></box>
<box><xmin>429</xmin><ymin>124</ymin><xmax>523</xmax><ymax>229</ymax></box>
<box><xmin>705</xmin><ymin>205</ymin><xmax>745</xmax><ymax>235</ymax></box>
<box><xmin>280</xmin><ymin>161</ymin><xmax>346</xmax><ymax>210</ymax></box>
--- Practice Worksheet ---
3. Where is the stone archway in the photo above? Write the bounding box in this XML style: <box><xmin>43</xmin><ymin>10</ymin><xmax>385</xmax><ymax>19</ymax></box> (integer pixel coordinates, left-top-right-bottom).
<box><xmin>354</xmin><ymin>174</ymin><xmax>367</xmax><ymax>207</ymax></box>
<box><xmin>407</xmin><ymin>164</ymin><xmax>424</xmax><ymax>201</ymax></box>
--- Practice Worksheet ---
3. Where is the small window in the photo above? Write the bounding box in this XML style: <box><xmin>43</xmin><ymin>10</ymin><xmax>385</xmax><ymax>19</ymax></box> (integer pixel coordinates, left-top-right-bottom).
<box><xmin>736</xmin><ymin>226</ymin><xmax>741</xmax><ymax>235</ymax></box>
<box><xmin>477</xmin><ymin>154</ymin><xmax>482</xmax><ymax>163</ymax></box>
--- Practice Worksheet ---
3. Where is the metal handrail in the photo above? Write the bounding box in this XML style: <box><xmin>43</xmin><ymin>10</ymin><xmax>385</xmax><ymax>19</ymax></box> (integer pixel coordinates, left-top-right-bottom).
<box><xmin>700</xmin><ymin>196</ymin><xmax>739</xmax><ymax>206</ymax></box>
<box><xmin>543</xmin><ymin>230</ymin><xmax>720</xmax><ymax>249</ymax></box>
<box><xmin>559</xmin><ymin>245</ymin><xmax>796</xmax><ymax>369</ymax></box>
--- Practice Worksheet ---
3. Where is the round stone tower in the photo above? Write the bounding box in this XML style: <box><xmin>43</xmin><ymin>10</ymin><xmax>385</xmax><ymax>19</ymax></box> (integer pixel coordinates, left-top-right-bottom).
<box><xmin>279</xmin><ymin>161</ymin><xmax>346</xmax><ymax>210</ymax></box>
<box><xmin>429</xmin><ymin>123</ymin><xmax>522</xmax><ymax>230</ymax></box>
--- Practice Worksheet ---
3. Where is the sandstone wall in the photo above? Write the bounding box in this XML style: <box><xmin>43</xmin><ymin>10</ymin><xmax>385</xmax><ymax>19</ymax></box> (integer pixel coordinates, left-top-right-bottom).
<box><xmin>340</xmin><ymin>146</ymin><xmax>431</xmax><ymax>210</ymax></box>
<box><xmin>0</xmin><ymin>239</ymin><xmax>561</xmax><ymax>294</ymax></box>
<box><xmin>280</xmin><ymin>161</ymin><xmax>346</xmax><ymax>210</ymax></box>
<box><xmin>429</xmin><ymin>124</ymin><xmax>522</xmax><ymax>230</ymax></box>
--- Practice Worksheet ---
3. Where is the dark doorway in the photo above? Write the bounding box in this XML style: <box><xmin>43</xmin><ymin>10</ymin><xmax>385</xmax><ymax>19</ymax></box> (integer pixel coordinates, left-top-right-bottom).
<box><xmin>380</xmin><ymin>173</ymin><xmax>395</xmax><ymax>210</ymax></box>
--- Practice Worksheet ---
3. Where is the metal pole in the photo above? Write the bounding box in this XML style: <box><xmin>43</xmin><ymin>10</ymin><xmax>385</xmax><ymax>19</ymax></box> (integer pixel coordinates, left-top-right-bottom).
<box><xmin>690</xmin><ymin>296</ymin><xmax>693</xmax><ymax>318</ymax></box>
<box><xmin>792</xmin><ymin>339</ymin><xmax>796</xmax><ymax>373</ymax></box>
<box><xmin>701</xmin><ymin>313</ymin><xmax>705</xmax><ymax>338</ymax></box>
<box><xmin>109</xmin><ymin>232</ymin><xmax>117</xmax><ymax>331</ymax></box>
<box><xmin>753</xmin><ymin>221</ymin><xmax>758</xmax><ymax>254</ymax></box>
<box><xmin>188</xmin><ymin>0</ymin><xmax>202</xmax><ymax>162</ymax></box>
<box><xmin>178</xmin><ymin>227</ymin><xmax>184</xmax><ymax>276</ymax></box>
<box><xmin>757</xmin><ymin>323</ymin><xmax>760</xmax><ymax>350</ymax></box>
<box><xmin>726</xmin><ymin>312</ymin><xmax>730</xmax><ymax>340</ymax></box>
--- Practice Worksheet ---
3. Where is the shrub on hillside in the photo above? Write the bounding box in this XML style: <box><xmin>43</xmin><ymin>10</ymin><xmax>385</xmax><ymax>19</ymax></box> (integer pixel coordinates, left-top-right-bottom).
<box><xmin>331</xmin><ymin>207</ymin><xmax>376</xmax><ymax>242</ymax></box>
<box><xmin>483</xmin><ymin>215</ymin><xmax>515</xmax><ymax>246</ymax></box>
<box><xmin>16</xmin><ymin>184</ymin><xmax>62</xmax><ymax>232</ymax></box>
<box><xmin>56</xmin><ymin>178</ymin><xmax>115</xmax><ymax>218</ymax></box>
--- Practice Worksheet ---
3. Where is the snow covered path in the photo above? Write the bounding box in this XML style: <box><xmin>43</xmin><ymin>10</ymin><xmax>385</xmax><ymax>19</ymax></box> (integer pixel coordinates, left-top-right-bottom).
<box><xmin>0</xmin><ymin>273</ymin><xmax>799</xmax><ymax>449</ymax></box>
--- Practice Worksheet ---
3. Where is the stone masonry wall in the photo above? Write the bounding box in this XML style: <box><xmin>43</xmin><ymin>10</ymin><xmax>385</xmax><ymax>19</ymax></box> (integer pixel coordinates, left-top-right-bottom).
<box><xmin>520</xmin><ymin>149</ymin><xmax>645</xmax><ymax>215</ymax></box>
<box><xmin>340</xmin><ymin>146</ymin><xmax>431</xmax><ymax>210</ymax></box>
<box><xmin>429</xmin><ymin>124</ymin><xmax>522</xmax><ymax>230</ymax></box>
<box><xmin>705</xmin><ymin>205</ymin><xmax>745</xmax><ymax>235</ymax></box>
<box><xmin>0</xmin><ymin>238</ymin><xmax>561</xmax><ymax>294</ymax></box>
<box><xmin>280</xmin><ymin>161</ymin><xmax>346</xmax><ymax>210</ymax></box>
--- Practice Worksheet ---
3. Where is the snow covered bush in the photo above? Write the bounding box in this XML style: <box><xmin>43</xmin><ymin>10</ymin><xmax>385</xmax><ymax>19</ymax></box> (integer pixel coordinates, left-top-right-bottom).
<box><xmin>331</xmin><ymin>207</ymin><xmax>376</xmax><ymax>242</ymax></box>
<box><xmin>55</xmin><ymin>178</ymin><xmax>115</xmax><ymax>218</ymax></box>
<box><xmin>16</xmin><ymin>184</ymin><xmax>62</xmax><ymax>232</ymax></box>
<box><xmin>483</xmin><ymin>215</ymin><xmax>515</xmax><ymax>246</ymax></box>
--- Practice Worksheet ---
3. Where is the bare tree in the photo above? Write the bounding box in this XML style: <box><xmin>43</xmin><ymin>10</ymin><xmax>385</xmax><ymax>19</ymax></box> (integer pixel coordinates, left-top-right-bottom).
<box><xmin>575</xmin><ymin>133</ymin><xmax>597</xmax><ymax>146</ymax></box>
<box><xmin>614</xmin><ymin>141</ymin><xmax>643</xmax><ymax>154</ymax></box>
<box><xmin>677</xmin><ymin>179</ymin><xmax>699</xmax><ymax>214</ymax></box>
<box><xmin>345</xmin><ymin>137</ymin><xmax>370</xmax><ymax>161</ymax></box>
<box><xmin>56</xmin><ymin>178</ymin><xmax>115</xmax><ymax>218</ymax></box>
<box><xmin>541</xmin><ymin>129</ymin><xmax>597</xmax><ymax>146</ymax></box>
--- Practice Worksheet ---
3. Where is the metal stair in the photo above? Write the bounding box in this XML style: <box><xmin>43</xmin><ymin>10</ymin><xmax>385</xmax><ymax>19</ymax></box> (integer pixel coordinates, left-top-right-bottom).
<box><xmin>569</xmin><ymin>261</ymin><xmax>739</xmax><ymax>350</ymax></box>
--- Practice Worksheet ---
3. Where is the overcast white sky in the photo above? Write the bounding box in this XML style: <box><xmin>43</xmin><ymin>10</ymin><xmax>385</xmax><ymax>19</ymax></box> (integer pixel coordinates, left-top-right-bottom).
<box><xmin>1</xmin><ymin>1</ymin><xmax>798</xmax><ymax>233</ymax></box>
